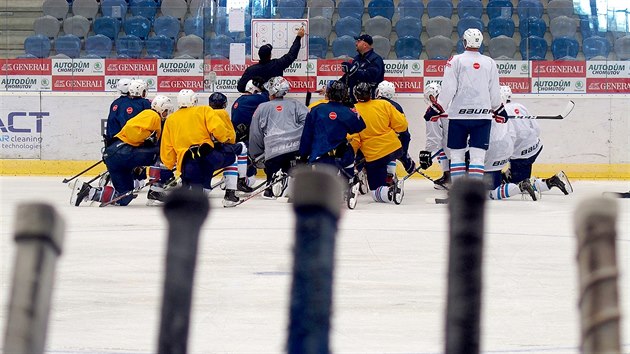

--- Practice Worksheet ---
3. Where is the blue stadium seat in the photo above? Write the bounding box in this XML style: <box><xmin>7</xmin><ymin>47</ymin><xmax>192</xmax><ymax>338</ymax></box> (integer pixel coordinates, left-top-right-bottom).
<box><xmin>332</xmin><ymin>35</ymin><xmax>356</xmax><ymax>57</ymax></box>
<box><xmin>116</xmin><ymin>34</ymin><xmax>144</xmax><ymax>58</ymax></box>
<box><xmin>427</xmin><ymin>0</ymin><xmax>453</xmax><ymax>19</ymax></box>
<box><xmin>85</xmin><ymin>34</ymin><xmax>113</xmax><ymax>57</ymax></box>
<box><xmin>309</xmin><ymin>36</ymin><xmax>328</xmax><ymax>58</ymax></box>
<box><xmin>94</xmin><ymin>16</ymin><xmax>121</xmax><ymax>40</ymax></box>
<box><xmin>124</xmin><ymin>15</ymin><xmax>151</xmax><ymax>40</ymax></box>
<box><xmin>486</xmin><ymin>0</ymin><xmax>513</xmax><ymax>20</ymax></box>
<box><xmin>547</xmin><ymin>0</ymin><xmax>574</xmax><ymax>20</ymax></box>
<box><xmin>520</xmin><ymin>35</ymin><xmax>547</xmax><ymax>60</ymax></box>
<box><xmin>101</xmin><ymin>0</ymin><xmax>128</xmax><ymax>21</ymax></box>
<box><xmin>457</xmin><ymin>0</ymin><xmax>483</xmax><ymax>19</ymax></box>
<box><xmin>310</xmin><ymin>16</ymin><xmax>332</xmax><ymax>39</ymax></box>
<box><xmin>184</xmin><ymin>16</ymin><xmax>205</xmax><ymax>38</ymax></box>
<box><xmin>456</xmin><ymin>38</ymin><xmax>484</xmax><ymax>54</ymax></box>
<box><xmin>398</xmin><ymin>0</ymin><xmax>423</xmax><ymax>19</ymax></box>
<box><xmin>488</xmin><ymin>17</ymin><xmax>515</xmax><ymax>38</ymax></box>
<box><xmin>372</xmin><ymin>35</ymin><xmax>390</xmax><ymax>57</ymax></box>
<box><xmin>367</xmin><ymin>0</ymin><xmax>395</xmax><ymax>20</ymax></box>
<box><xmin>582</xmin><ymin>36</ymin><xmax>610</xmax><ymax>60</ymax></box>
<box><xmin>24</xmin><ymin>35</ymin><xmax>52</xmax><ymax>58</ymax></box>
<box><xmin>517</xmin><ymin>0</ymin><xmax>543</xmax><ymax>21</ymax></box>
<box><xmin>457</xmin><ymin>17</ymin><xmax>484</xmax><ymax>37</ymax></box>
<box><xmin>154</xmin><ymin>15</ymin><xmax>180</xmax><ymax>39</ymax></box>
<box><xmin>394</xmin><ymin>36</ymin><xmax>422</xmax><ymax>59</ymax></box>
<box><xmin>337</xmin><ymin>0</ymin><xmax>364</xmax><ymax>20</ymax></box>
<box><xmin>335</xmin><ymin>16</ymin><xmax>361</xmax><ymax>38</ymax></box>
<box><xmin>395</xmin><ymin>16</ymin><xmax>422</xmax><ymax>38</ymax></box>
<box><xmin>519</xmin><ymin>16</ymin><xmax>546</xmax><ymax>38</ymax></box>
<box><xmin>145</xmin><ymin>34</ymin><xmax>174</xmax><ymax>58</ymax></box>
<box><xmin>130</xmin><ymin>0</ymin><xmax>158</xmax><ymax>21</ymax></box>
<box><xmin>55</xmin><ymin>34</ymin><xmax>82</xmax><ymax>58</ymax></box>
<box><xmin>277</xmin><ymin>0</ymin><xmax>306</xmax><ymax>18</ymax></box>
<box><xmin>426</xmin><ymin>16</ymin><xmax>452</xmax><ymax>38</ymax></box>
<box><xmin>552</xmin><ymin>37</ymin><xmax>579</xmax><ymax>59</ymax></box>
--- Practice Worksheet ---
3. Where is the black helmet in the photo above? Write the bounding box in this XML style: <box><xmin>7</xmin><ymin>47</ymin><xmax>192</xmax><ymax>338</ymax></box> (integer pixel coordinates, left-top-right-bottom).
<box><xmin>327</xmin><ymin>80</ymin><xmax>348</xmax><ymax>102</ymax></box>
<box><xmin>353</xmin><ymin>82</ymin><xmax>372</xmax><ymax>102</ymax></box>
<box><xmin>208</xmin><ymin>92</ymin><xmax>228</xmax><ymax>109</ymax></box>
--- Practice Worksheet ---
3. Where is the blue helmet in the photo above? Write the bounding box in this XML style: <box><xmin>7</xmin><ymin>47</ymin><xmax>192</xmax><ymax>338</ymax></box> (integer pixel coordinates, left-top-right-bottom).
<box><xmin>208</xmin><ymin>92</ymin><xmax>228</xmax><ymax>109</ymax></box>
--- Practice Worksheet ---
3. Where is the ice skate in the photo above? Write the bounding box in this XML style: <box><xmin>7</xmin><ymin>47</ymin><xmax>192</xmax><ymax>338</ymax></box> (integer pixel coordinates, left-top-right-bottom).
<box><xmin>346</xmin><ymin>177</ymin><xmax>360</xmax><ymax>209</ymax></box>
<box><xmin>146</xmin><ymin>189</ymin><xmax>167</xmax><ymax>206</ymax></box>
<box><xmin>357</xmin><ymin>168</ymin><xmax>369</xmax><ymax>195</ymax></box>
<box><xmin>433</xmin><ymin>171</ymin><xmax>451</xmax><ymax>190</ymax></box>
<box><xmin>70</xmin><ymin>180</ymin><xmax>99</xmax><ymax>206</ymax></box>
<box><xmin>546</xmin><ymin>171</ymin><xmax>573</xmax><ymax>195</ymax></box>
<box><xmin>388</xmin><ymin>178</ymin><xmax>404</xmax><ymax>205</ymax></box>
<box><xmin>271</xmin><ymin>171</ymin><xmax>288</xmax><ymax>197</ymax></box>
<box><xmin>237</xmin><ymin>177</ymin><xmax>254</xmax><ymax>194</ymax></box>
<box><xmin>222</xmin><ymin>189</ymin><xmax>240</xmax><ymax>207</ymax></box>
<box><xmin>262</xmin><ymin>187</ymin><xmax>276</xmax><ymax>200</ymax></box>
<box><xmin>519</xmin><ymin>179</ymin><xmax>538</xmax><ymax>201</ymax></box>
<box><xmin>98</xmin><ymin>172</ymin><xmax>111</xmax><ymax>188</ymax></box>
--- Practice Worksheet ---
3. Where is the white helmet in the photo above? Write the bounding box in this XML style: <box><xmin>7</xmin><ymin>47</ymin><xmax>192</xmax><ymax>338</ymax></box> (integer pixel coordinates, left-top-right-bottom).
<box><xmin>500</xmin><ymin>85</ymin><xmax>512</xmax><ymax>104</ymax></box>
<box><xmin>265</xmin><ymin>76</ymin><xmax>290</xmax><ymax>97</ymax></box>
<box><xmin>424</xmin><ymin>82</ymin><xmax>441</xmax><ymax>105</ymax></box>
<box><xmin>117</xmin><ymin>78</ymin><xmax>132</xmax><ymax>95</ymax></box>
<box><xmin>151</xmin><ymin>95</ymin><xmax>173</xmax><ymax>115</ymax></box>
<box><xmin>462</xmin><ymin>28</ymin><xmax>483</xmax><ymax>49</ymax></box>
<box><xmin>376</xmin><ymin>80</ymin><xmax>396</xmax><ymax>99</ymax></box>
<box><xmin>177</xmin><ymin>89</ymin><xmax>198</xmax><ymax>108</ymax></box>
<box><xmin>245</xmin><ymin>79</ymin><xmax>261</xmax><ymax>94</ymax></box>
<box><xmin>128</xmin><ymin>79</ymin><xmax>147</xmax><ymax>98</ymax></box>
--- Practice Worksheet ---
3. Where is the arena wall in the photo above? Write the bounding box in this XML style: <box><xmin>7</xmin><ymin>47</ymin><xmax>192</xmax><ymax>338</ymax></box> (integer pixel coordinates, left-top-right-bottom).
<box><xmin>0</xmin><ymin>91</ymin><xmax>628</xmax><ymax>179</ymax></box>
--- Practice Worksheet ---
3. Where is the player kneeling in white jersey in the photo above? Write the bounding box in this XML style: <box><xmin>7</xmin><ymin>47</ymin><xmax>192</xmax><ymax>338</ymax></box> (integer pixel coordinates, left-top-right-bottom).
<box><xmin>418</xmin><ymin>82</ymin><xmax>451</xmax><ymax>189</ymax></box>
<box><xmin>501</xmin><ymin>86</ymin><xmax>573</xmax><ymax>196</ymax></box>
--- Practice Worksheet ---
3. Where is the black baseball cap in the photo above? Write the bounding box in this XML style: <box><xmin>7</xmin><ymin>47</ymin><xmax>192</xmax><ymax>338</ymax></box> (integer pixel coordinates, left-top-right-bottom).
<box><xmin>354</xmin><ymin>34</ymin><xmax>373</xmax><ymax>45</ymax></box>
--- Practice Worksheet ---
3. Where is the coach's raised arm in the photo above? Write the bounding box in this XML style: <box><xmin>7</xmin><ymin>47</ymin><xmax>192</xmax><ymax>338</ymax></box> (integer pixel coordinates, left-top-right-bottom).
<box><xmin>237</xmin><ymin>27</ymin><xmax>305</xmax><ymax>93</ymax></box>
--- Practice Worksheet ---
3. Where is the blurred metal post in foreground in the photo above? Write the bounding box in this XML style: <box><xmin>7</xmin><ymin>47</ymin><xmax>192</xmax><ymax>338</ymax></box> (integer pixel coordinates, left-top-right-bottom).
<box><xmin>158</xmin><ymin>188</ymin><xmax>209</xmax><ymax>354</ymax></box>
<box><xmin>287</xmin><ymin>166</ymin><xmax>343</xmax><ymax>354</ymax></box>
<box><xmin>445</xmin><ymin>179</ymin><xmax>486</xmax><ymax>354</ymax></box>
<box><xmin>574</xmin><ymin>197</ymin><xmax>621</xmax><ymax>354</ymax></box>
<box><xmin>3</xmin><ymin>203</ymin><xmax>65</xmax><ymax>354</ymax></box>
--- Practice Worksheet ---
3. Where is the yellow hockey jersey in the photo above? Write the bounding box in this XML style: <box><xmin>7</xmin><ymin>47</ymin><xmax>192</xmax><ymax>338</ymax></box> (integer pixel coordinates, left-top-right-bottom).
<box><xmin>352</xmin><ymin>99</ymin><xmax>408</xmax><ymax>162</ymax></box>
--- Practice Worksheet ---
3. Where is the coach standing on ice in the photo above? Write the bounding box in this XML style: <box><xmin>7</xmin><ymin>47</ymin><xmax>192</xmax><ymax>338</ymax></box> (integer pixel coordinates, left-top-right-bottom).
<box><xmin>237</xmin><ymin>27</ymin><xmax>306</xmax><ymax>93</ymax></box>
<box><xmin>431</xmin><ymin>28</ymin><xmax>508</xmax><ymax>183</ymax></box>
<box><xmin>340</xmin><ymin>34</ymin><xmax>385</xmax><ymax>102</ymax></box>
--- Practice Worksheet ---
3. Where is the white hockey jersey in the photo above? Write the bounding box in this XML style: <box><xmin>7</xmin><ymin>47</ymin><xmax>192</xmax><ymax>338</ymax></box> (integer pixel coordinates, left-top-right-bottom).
<box><xmin>506</xmin><ymin>102</ymin><xmax>542</xmax><ymax>159</ymax></box>
<box><xmin>437</xmin><ymin>50</ymin><xmax>503</xmax><ymax>120</ymax></box>
<box><xmin>425</xmin><ymin>118</ymin><xmax>450</xmax><ymax>159</ymax></box>
<box><xmin>484</xmin><ymin>120</ymin><xmax>515</xmax><ymax>172</ymax></box>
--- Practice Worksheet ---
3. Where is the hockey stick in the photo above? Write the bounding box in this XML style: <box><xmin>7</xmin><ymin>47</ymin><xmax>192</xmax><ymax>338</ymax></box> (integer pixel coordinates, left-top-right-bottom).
<box><xmin>62</xmin><ymin>160</ymin><xmax>104</xmax><ymax>183</ymax></box>
<box><xmin>224</xmin><ymin>173</ymin><xmax>290</xmax><ymax>208</ymax></box>
<box><xmin>603</xmin><ymin>191</ymin><xmax>630</xmax><ymax>198</ymax></box>
<box><xmin>509</xmin><ymin>100</ymin><xmax>575</xmax><ymax>120</ymax></box>
<box><xmin>99</xmin><ymin>173</ymin><xmax>178</xmax><ymax>207</ymax></box>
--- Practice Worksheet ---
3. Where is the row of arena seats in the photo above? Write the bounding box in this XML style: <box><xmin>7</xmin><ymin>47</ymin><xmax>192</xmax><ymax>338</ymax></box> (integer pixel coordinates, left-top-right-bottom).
<box><xmin>26</xmin><ymin>0</ymin><xmax>630</xmax><ymax>60</ymax></box>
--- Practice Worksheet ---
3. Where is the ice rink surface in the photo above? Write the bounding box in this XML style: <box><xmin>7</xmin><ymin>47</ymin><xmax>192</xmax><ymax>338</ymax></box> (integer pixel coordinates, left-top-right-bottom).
<box><xmin>1</xmin><ymin>176</ymin><xmax>629</xmax><ymax>354</ymax></box>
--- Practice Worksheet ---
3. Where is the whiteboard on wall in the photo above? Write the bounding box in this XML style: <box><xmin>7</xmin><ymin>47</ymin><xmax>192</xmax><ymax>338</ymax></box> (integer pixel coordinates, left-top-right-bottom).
<box><xmin>250</xmin><ymin>19</ymin><xmax>308</xmax><ymax>62</ymax></box>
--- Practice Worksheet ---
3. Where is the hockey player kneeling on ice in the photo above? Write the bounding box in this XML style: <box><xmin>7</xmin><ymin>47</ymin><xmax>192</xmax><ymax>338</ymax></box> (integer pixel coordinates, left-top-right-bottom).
<box><xmin>249</xmin><ymin>76</ymin><xmax>308</xmax><ymax>200</ymax></box>
<box><xmin>500</xmin><ymin>85</ymin><xmax>573</xmax><ymax>196</ymax></box>
<box><xmin>71</xmin><ymin>95</ymin><xmax>174</xmax><ymax>206</ymax></box>
<box><xmin>161</xmin><ymin>89</ymin><xmax>248</xmax><ymax>207</ymax></box>
<box><xmin>298</xmin><ymin>80</ymin><xmax>366</xmax><ymax>206</ymax></box>
<box><xmin>484</xmin><ymin>111</ymin><xmax>539</xmax><ymax>201</ymax></box>
<box><xmin>208</xmin><ymin>92</ymin><xmax>255</xmax><ymax>194</ymax></box>
<box><xmin>350</xmin><ymin>82</ymin><xmax>407</xmax><ymax>204</ymax></box>
<box><xmin>419</xmin><ymin>82</ymin><xmax>451</xmax><ymax>189</ymax></box>
<box><xmin>231</xmin><ymin>78</ymin><xmax>269</xmax><ymax>188</ymax></box>
<box><xmin>375</xmin><ymin>80</ymin><xmax>417</xmax><ymax>175</ymax></box>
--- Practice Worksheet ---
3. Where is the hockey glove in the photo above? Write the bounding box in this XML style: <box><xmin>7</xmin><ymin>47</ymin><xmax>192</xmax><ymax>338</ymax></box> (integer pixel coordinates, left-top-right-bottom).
<box><xmin>418</xmin><ymin>150</ymin><xmax>433</xmax><ymax>170</ymax></box>
<box><xmin>423</xmin><ymin>106</ymin><xmax>445</xmax><ymax>122</ymax></box>
<box><xmin>143</xmin><ymin>131</ymin><xmax>158</xmax><ymax>146</ymax></box>
<box><xmin>493</xmin><ymin>104</ymin><xmax>509</xmax><ymax>123</ymax></box>
<box><xmin>341</xmin><ymin>61</ymin><xmax>359</xmax><ymax>75</ymax></box>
